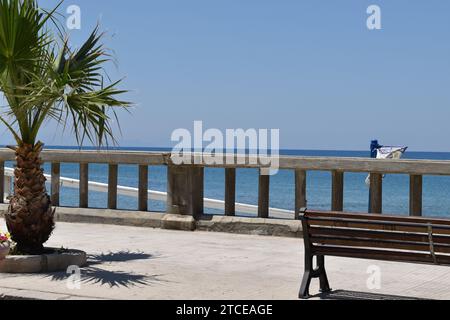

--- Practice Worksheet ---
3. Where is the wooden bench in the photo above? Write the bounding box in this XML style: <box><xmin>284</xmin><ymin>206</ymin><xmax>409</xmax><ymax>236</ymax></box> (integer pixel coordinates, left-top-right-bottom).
<box><xmin>298</xmin><ymin>208</ymin><xmax>450</xmax><ymax>299</ymax></box>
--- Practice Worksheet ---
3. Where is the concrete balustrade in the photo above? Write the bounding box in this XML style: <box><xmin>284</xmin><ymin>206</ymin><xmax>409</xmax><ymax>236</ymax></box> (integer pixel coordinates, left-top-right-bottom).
<box><xmin>0</xmin><ymin>149</ymin><xmax>445</xmax><ymax>227</ymax></box>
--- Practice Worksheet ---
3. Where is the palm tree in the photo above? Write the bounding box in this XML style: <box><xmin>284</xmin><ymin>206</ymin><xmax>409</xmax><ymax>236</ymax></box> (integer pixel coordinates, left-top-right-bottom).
<box><xmin>0</xmin><ymin>0</ymin><xmax>129</xmax><ymax>254</ymax></box>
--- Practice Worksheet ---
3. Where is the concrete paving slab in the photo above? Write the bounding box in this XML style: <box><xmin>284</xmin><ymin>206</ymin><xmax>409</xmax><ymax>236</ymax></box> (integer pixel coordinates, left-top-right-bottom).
<box><xmin>0</xmin><ymin>219</ymin><xmax>448</xmax><ymax>300</ymax></box>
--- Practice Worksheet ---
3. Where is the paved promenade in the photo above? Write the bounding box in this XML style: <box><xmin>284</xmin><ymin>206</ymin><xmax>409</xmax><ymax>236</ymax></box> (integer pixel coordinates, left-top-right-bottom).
<box><xmin>0</xmin><ymin>220</ymin><xmax>449</xmax><ymax>300</ymax></box>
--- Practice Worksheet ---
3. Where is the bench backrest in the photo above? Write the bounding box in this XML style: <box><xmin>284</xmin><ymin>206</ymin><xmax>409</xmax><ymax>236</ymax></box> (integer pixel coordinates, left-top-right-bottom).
<box><xmin>300</xmin><ymin>209</ymin><xmax>450</xmax><ymax>266</ymax></box>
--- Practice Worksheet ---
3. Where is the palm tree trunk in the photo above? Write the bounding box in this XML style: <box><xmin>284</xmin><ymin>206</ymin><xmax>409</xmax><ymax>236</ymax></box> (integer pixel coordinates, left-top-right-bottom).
<box><xmin>5</xmin><ymin>142</ymin><xmax>54</xmax><ymax>254</ymax></box>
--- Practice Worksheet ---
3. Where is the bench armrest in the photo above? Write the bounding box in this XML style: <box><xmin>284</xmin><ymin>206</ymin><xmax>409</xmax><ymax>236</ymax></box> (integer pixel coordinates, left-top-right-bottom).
<box><xmin>298</xmin><ymin>207</ymin><xmax>308</xmax><ymax>221</ymax></box>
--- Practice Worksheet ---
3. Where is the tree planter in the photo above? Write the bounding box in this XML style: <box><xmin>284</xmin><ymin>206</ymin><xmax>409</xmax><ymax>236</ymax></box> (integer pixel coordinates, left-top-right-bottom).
<box><xmin>0</xmin><ymin>243</ymin><xmax>10</xmax><ymax>260</ymax></box>
<box><xmin>0</xmin><ymin>249</ymin><xmax>87</xmax><ymax>274</ymax></box>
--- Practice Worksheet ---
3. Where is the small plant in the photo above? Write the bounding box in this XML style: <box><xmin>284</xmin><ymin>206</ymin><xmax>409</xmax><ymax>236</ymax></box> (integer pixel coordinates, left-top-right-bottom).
<box><xmin>0</xmin><ymin>230</ymin><xmax>12</xmax><ymax>259</ymax></box>
<box><xmin>0</xmin><ymin>231</ymin><xmax>11</xmax><ymax>245</ymax></box>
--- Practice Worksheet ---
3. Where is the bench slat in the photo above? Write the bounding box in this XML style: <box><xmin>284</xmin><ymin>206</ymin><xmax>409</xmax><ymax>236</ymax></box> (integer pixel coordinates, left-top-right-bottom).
<box><xmin>313</xmin><ymin>245</ymin><xmax>450</xmax><ymax>265</ymax></box>
<box><xmin>305</xmin><ymin>210</ymin><xmax>450</xmax><ymax>226</ymax></box>
<box><xmin>306</xmin><ymin>217</ymin><xmax>450</xmax><ymax>235</ymax></box>
<box><xmin>309</xmin><ymin>227</ymin><xmax>450</xmax><ymax>245</ymax></box>
<box><xmin>310</xmin><ymin>236</ymin><xmax>450</xmax><ymax>254</ymax></box>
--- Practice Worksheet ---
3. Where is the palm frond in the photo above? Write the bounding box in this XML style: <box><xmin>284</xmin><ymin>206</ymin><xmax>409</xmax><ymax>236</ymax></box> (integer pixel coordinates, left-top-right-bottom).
<box><xmin>0</xmin><ymin>0</ymin><xmax>130</xmax><ymax>148</ymax></box>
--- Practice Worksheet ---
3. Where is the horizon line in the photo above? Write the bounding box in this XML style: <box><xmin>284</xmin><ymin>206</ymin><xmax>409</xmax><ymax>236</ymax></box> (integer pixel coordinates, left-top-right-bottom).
<box><xmin>13</xmin><ymin>145</ymin><xmax>450</xmax><ymax>154</ymax></box>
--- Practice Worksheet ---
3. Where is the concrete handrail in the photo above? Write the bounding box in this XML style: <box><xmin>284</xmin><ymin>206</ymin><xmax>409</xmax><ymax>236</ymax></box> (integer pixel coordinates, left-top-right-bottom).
<box><xmin>0</xmin><ymin>149</ymin><xmax>449</xmax><ymax>174</ymax></box>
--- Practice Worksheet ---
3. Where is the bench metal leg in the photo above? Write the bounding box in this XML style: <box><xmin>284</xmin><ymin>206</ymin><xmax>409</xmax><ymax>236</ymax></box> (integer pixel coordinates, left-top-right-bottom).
<box><xmin>299</xmin><ymin>255</ymin><xmax>331</xmax><ymax>299</ymax></box>
<box><xmin>317</xmin><ymin>255</ymin><xmax>331</xmax><ymax>293</ymax></box>
<box><xmin>299</xmin><ymin>255</ymin><xmax>313</xmax><ymax>299</ymax></box>
<box><xmin>299</xmin><ymin>271</ymin><xmax>312</xmax><ymax>299</ymax></box>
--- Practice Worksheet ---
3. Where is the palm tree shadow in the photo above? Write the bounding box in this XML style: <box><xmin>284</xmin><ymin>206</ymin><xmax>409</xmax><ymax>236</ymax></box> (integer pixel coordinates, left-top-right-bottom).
<box><xmin>42</xmin><ymin>251</ymin><xmax>167</xmax><ymax>288</ymax></box>
<box><xmin>52</xmin><ymin>267</ymin><xmax>162</xmax><ymax>288</ymax></box>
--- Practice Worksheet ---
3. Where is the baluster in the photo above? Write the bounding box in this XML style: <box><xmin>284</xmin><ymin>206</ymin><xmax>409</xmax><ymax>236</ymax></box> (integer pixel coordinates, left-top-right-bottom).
<box><xmin>108</xmin><ymin>164</ymin><xmax>118</xmax><ymax>209</ymax></box>
<box><xmin>225</xmin><ymin>168</ymin><xmax>236</xmax><ymax>216</ymax></box>
<box><xmin>295</xmin><ymin>169</ymin><xmax>307</xmax><ymax>219</ymax></box>
<box><xmin>258</xmin><ymin>169</ymin><xmax>270</xmax><ymax>218</ymax></box>
<box><xmin>331</xmin><ymin>171</ymin><xmax>344</xmax><ymax>212</ymax></box>
<box><xmin>410</xmin><ymin>175</ymin><xmax>423</xmax><ymax>217</ymax></box>
<box><xmin>139</xmin><ymin>165</ymin><xmax>149</xmax><ymax>211</ymax></box>
<box><xmin>79</xmin><ymin>163</ymin><xmax>89</xmax><ymax>208</ymax></box>
<box><xmin>51</xmin><ymin>163</ymin><xmax>61</xmax><ymax>206</ymax></box>
<box><xmin>369</xmin><ymin>173</ymin><xmax>383</xmax><ymax>214</ymax></box>
<box><xmin>0</xmin><ymin>161</ymin><xmax>4</xmax><ymax>204</ymax></box>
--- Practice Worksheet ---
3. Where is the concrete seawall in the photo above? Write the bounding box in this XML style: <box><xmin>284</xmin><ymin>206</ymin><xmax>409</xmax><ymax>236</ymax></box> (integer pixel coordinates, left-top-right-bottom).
<box><xmin>0</xmin><ymin>204</ymin><xmax>303</xmax><ymax>239</ymax></box>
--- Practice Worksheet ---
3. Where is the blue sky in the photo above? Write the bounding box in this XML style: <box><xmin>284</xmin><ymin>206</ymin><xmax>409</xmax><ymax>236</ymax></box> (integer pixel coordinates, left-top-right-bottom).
<box><xmin>31</xmin><ymin>1</ymin><xmax>450</xmax><ymax>151</ymax></box>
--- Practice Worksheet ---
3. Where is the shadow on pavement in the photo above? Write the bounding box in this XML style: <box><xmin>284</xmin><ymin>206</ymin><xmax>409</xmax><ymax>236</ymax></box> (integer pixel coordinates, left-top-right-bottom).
<box><xmin>42</xmin><ymin>251</ymin><xmax>167</xmax><ymax>288</ymax></box>
<box><xmin>88</xmin><ymin>251</ymin><xmax>155</xmax><ymax>265</ymax></box>
<box><xmin>315</xmin><ymin>289</ymin><xmax>428</xmax><ymax>301</ymax></box>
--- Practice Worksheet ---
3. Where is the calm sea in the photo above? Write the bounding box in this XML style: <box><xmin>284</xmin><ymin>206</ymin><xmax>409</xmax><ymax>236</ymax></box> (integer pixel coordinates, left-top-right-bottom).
<box><xmin>7</xmin><ymin>147</ymin><xmax>450</xmax><ymax>218</ymax></box>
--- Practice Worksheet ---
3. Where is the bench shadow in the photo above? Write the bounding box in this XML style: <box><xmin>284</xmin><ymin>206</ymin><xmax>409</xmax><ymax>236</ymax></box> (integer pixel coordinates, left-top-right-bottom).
<box><xmin>314</xmin><ymin>290</ymin><xmax>429</xmax><ymax>301</ymax></box>
<box><xmin>42</xmin><ymin>251</ymin><xmax>168</xmax><ymax>288</ymax></box>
